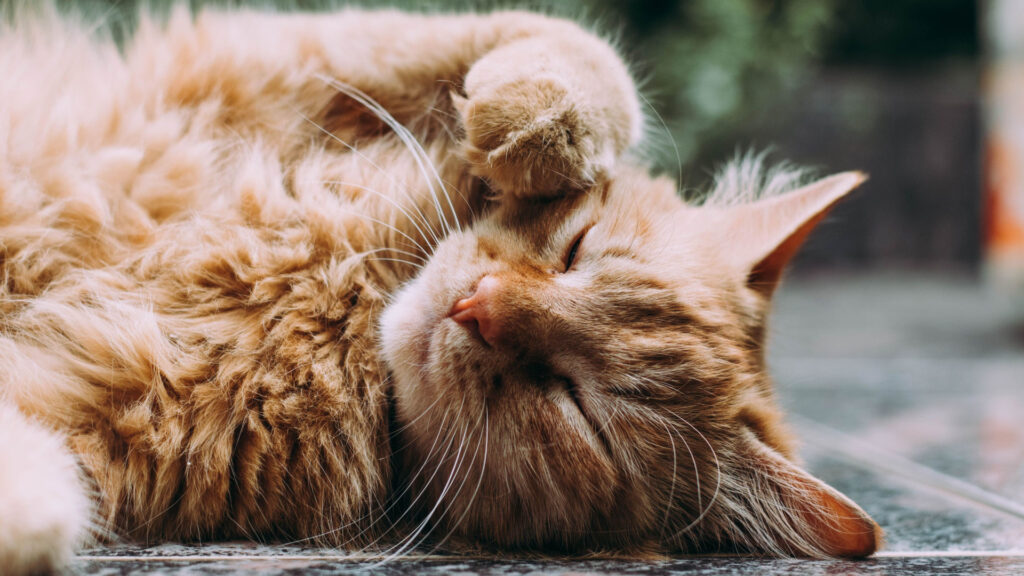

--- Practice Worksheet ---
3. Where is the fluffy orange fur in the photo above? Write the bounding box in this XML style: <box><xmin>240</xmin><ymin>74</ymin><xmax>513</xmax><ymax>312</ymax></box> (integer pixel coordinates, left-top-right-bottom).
<box><xmin>0</xmin><ymin>5</ymin><xmax>879</xmax><ymax>573</ymax></box>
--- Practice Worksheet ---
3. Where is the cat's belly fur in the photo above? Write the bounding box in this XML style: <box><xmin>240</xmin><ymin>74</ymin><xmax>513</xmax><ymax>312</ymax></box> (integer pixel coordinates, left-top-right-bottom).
<box><xmin>0</xmin><ymin>12</ymin><xmax>473</xmax><ymax>543</ymax></box>
<box><xmin>2</xmin><ymin>145</ymin><xmax>433</xmax><ymax>543</ymax></box>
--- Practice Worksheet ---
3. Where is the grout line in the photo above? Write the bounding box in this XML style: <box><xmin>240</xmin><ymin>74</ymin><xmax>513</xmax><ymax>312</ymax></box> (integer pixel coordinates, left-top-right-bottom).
<box><xmin>75</xmin><ymin>555</ymin><xmax>432</xmax><ymax>562</ymax></box>
<box><xmin>874</xmin><ymin>551</ymin><xmax>1024</xmax><ymax>558</ymax></box>
<box><xmin>75</xmin><ymin>551</ymin><xmax>1024</xmax><ymax>562</ymax></box>
<box><xmin>772</xmin><ymin>356</ymin><xmax>1024</xmax><ymax>364</ymax></box>
<box><xmin>792</xmin><ymin>415</ymin><xmax>1024</xmax><ymax>523</ymax></box>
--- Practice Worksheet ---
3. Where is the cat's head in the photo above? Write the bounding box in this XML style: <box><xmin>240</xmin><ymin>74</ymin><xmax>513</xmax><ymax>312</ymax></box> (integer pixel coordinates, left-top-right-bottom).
<box><xmin>379</xmin><ymin>160</ymin><xmax>880</xmax><ymax>558</ymax></box>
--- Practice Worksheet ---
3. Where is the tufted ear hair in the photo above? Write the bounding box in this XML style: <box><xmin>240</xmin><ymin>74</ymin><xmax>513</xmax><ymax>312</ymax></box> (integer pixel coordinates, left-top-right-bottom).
<box><xmin>718</xmin><ymin>172</ymin><xmax>865</xmax><ymax>297</ymax></box>
<box><xmin>723</xmin><ymin>428</ymin><xmax>882</xmax><ymax>558</ymax></box>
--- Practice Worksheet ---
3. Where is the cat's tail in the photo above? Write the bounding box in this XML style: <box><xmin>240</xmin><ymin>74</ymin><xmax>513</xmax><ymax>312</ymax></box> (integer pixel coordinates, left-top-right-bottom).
<box><xmin>0</xmin><ymin>402</ymin><xmax>93</xmax><ymax>574</ymax></box>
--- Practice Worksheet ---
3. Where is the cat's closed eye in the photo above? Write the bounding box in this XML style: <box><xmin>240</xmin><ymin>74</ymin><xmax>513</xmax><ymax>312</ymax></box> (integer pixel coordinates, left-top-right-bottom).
<box><xmin>563</xmin><ymin>225</ymin><xmax>591</xmax><ymax>272</ymax></box>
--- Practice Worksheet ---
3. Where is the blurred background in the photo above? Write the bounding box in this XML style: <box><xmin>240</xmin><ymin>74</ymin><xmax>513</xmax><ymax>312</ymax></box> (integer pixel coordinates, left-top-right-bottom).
<box><xmin>568</xmin><ymin>0</ymin><xmax>982</xmax><ymax>276</ymax></box>
<box><xmin>580</xmin><ymin>0</ymin><xmax>984</xmax><ymax>276</ymax></box>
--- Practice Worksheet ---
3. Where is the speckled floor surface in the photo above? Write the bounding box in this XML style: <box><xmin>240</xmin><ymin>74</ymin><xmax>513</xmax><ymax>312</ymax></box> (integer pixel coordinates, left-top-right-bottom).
<box><xmin>71</xmin><ymin>271</ymin><xmax>1024</xmax><ymax>575</ymax></box>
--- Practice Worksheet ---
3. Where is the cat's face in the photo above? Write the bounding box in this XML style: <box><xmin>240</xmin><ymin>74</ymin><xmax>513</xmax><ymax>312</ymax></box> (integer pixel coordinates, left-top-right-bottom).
<box><xmin>380</xmin><ymin>165</ymin><xmax>881</xmax><ymax>558</ymax></box>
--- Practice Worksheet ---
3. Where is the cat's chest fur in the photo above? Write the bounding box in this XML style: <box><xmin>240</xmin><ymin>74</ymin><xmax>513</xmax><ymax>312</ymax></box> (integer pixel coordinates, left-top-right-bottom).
<box><xmin>33</xmin><ymin>148</ymin><xmax>420</xmax><ymax>542</ymax></box>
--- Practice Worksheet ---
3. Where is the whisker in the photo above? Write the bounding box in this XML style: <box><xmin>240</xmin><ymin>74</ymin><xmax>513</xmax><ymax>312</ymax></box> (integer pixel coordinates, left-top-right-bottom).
<box><xmin>317</xmin><ymin>76</ymin><xmax>461</xmax><ymax>237</ymax></box>
<box><xmin>279</xmin><ymin>387</ymin><xmax>456</xmax><ymax>550</ymax></box>
<box><xmin>387</xmin><ymin>391</ymin><xmax>447</xmax><ymax>442</ymax></box>
<box><xmin>364</xmin><ymin>257</ymin><xmax>423</xmax><ymax>270</ymax></box>
<box><xmin>669</xmin><ymin>413</ymin><xmax>722</xmax><ymax>541</ymax></box>
<box><xmin>658</xmin><ymin>417</ymin><xmax>679</xmax><ymax>539</ymax></box>
<box><xmin>358</xmin><ymin>247</ymin><xmax>428</xmax><ymax>265</ymax></box>
<box><xmin>414</xmin><ymin>414</ymin><xmax>476</xmax><ymax>551</ymax></box>
<box><xmin>371</xmin><ymin>396</ymin><xmax>468</xmax><ymax>561</ymax></box>
<box><xmin>403</xmin><ymin>418</ymin><xmax>471</xmax><ymax>551</ymax></box>
<box><xmin>310</xmin><ymin>180</ymin><xmax>434</xmax><ymax>255</ymax></box>
<box><xmin>638</xmin><ymin>91</ymin><xmax>682</xmax><ymax>190</ymax></box>
<box><xmin>296</xmin><ymin>113</ymin><xmax>443</xmax><ymax>247</ymax></box>
<box><xmin>422</xmin><ymin>404</ymin><xmax>489</xmax><ymax>555</ymax></box>
<box><xmin>618</xmin><ymin>374</ymin><xmax>722</xmax><ymax>543</ymax></box>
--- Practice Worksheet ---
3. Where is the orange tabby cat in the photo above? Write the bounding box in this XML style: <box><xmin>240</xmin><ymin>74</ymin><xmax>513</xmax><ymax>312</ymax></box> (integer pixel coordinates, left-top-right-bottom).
<box><xmin>0</xmin><ymin>5</ymin><xmax>880</xmax><ymax>573</ymax></box>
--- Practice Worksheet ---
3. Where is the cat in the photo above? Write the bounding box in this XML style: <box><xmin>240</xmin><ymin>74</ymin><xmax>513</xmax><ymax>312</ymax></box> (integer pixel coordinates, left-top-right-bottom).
<box><xmin>0</xmin><ymin>4</ymin><xmax>881</xmax><ymax>573</ymax></box>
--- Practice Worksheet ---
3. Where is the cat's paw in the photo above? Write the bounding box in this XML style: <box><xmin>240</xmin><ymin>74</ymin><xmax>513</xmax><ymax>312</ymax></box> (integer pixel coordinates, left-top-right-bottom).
<box><xmin>456</xmin><ymin>78</ymin><xmax>615</xmax><ymax>199</ymax></box>
<box><xmin>0</xmin><ymin>405</ymin><xmax>91</xmax><ymax>575</ymax></box>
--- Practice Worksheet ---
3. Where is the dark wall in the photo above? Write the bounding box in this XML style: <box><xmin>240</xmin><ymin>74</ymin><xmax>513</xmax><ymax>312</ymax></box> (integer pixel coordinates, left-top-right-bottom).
<box><xmin>757</xmin><ymin>68</ymin><xmax>981</xmax><ymax>271</ymax></box>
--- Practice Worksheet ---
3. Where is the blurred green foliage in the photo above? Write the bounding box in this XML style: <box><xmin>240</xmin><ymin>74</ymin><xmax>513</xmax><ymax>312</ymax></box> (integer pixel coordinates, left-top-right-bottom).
<box><xmin>584</xmin><ymin>0</ymin><xmax>977</xmax><ymax>174</ymax></box>
<box><xmin>593</xmin><ymin>0</ymin><xmax>837</xmax><ymax>172</ymax></box>
<box><xmin>56</xmin><ymin>0</ymin><xmax>977</xmax><ymax>176</ymax></box>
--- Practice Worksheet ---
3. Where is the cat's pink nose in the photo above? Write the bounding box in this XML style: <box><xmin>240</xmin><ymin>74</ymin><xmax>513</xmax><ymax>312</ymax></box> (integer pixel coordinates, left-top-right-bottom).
<box><xmin>448</xmin><ymin>275</ymin><xmax>502</xmax><ymax>346</ymax></box>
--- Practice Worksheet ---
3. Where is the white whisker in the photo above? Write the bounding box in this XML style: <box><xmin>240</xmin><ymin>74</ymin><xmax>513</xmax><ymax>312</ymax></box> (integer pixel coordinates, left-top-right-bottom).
<box><xmin>310</xmin><ymin>180</ymin><xmax>433</xmax><ymax>255</ymax></box>
<box><xmin>423</xmin><ymin>404</ymin><xmax>489</xmax><ymax>554</ymax></box>
<box><xmin>317</xmin><ymin>76</ymin><xmax>461</xmax><ymax>236</ymax></box>
<box><xmin>358</xmin><ymin>247</ymin><xmax>428</xmax><ymax>265</ymax></box>
<box><xmin>323</xmin><ymin>388</ymin><xmax>454</xmax><ymax>551</ymax></box>
<box><xmin>670</xmin><ymin>414</ymin><xmax>721</xmax><ymax>541</ymax></box>
<box><xmin>658</xmin><ymin>417</ymin><xmax>679</xmax><ymax>539</ymax></box>
<box><xmin>372</xmin><ymin>396</ymin><xmax>467</xmax><ymax>561</ymax></box>
<box><xmin>364</xmin><ymin>257</ymin><xmax>423</xmax><ymax>270</ymax></box>
<box><xmin>296</xmin><ymin>117</ymin><xmax>443</xmax><ymax>247</ymax></box>
<box><xmin>638</xmin><ymin>91</ymin><xmax>682</xmax><ymax>190</ymax></box>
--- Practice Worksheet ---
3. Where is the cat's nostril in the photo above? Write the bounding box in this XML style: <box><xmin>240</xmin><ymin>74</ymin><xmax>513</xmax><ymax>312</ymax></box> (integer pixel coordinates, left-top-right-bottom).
<box><xmin>448</xmin><ymin>275</ymin><xmax>502</xmax><ymax>346</ymax></box>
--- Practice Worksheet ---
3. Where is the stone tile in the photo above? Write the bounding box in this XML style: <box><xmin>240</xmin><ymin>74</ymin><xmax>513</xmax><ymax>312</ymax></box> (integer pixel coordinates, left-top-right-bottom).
<box><xmin>76</xmin><ymin>542</ymin><xmax>342</xmax><ymax>558</ymax></box>
<box><xmin>775</xmin><ymin>357</ymin><xmax>1024</xmax><ymax>503</ymax></box>
<box><xmin>770</xmin><ymin>271</ymin><xmax>1024</xmax><ymax>360</ymax></box>
<box><xmin>69</xmin><ymin>555</ymin><xmax>1024</xmax><ymax>575</ymax></box>
<box><xmin>802</xmin><ymin>451</ymin><xmax>1024</xmax><ymax>552</ymax></box>
<box><xmin>767</xmin><ymin>272</ymin><xmax>1024</xmax><ymax>545</ymax></box>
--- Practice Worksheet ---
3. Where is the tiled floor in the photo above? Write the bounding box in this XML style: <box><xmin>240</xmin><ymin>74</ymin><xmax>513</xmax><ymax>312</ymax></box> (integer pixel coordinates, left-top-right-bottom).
<box><xmin>72</xmin><ymin>271</ymin><xmax>1024</xmax><ymax>575</ymax></box>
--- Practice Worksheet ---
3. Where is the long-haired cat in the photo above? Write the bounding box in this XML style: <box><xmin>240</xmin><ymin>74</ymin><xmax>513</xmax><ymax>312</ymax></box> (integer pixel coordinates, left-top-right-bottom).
<box><xmin>0</xmin><ymin>4</ymin><xmax>881</xmax><ymax>573</ymax></box>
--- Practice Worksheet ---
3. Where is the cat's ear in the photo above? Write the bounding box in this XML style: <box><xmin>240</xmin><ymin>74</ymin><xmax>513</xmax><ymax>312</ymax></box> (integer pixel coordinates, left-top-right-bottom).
<box><xmin>728</xmin><ymin>429</ymin><xmax>882</xmax><ymax>558</ymax></box>
<box><xmin>721</xmin><ymin>172</ymin><xmax>865</xmax><ymax>297</ymax></box>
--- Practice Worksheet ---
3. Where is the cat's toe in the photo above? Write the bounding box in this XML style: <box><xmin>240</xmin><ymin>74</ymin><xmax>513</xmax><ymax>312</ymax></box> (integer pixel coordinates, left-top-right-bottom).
<box><xmin>457</xmin><ymin>78</ymin><xmax>612</xmax><ymax>198</ymax></box>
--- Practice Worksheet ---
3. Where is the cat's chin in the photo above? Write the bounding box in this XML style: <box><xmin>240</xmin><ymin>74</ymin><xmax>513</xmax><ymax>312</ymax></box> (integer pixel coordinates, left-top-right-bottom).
<box><xmin>379</xmin><ymin>270</ymin><xmax>482</xmax><ymax>399</ymax></box>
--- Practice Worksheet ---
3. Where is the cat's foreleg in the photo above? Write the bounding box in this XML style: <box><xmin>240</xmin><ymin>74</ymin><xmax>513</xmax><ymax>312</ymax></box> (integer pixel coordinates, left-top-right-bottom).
<box><xmin>456</xmin><ymin>14</ymin><xmax>643</xmax><ymax>198</ymax></box>
<box><xmin>180</xmin><ymin>10</ymin><xmax>639</xmax><ymax>200</ymax></box>
<box><xmin>0</xmin><ymin>404</ymin><xmax>92</xmax><ymax>575</ymax></box>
